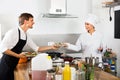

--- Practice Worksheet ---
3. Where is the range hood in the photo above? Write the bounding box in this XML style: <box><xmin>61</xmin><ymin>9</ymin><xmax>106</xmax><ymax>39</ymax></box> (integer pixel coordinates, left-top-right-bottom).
<box><xmin>43</xmin><ymin>0</ymin><xmax>77</xmax><ymax>18</ymax></box>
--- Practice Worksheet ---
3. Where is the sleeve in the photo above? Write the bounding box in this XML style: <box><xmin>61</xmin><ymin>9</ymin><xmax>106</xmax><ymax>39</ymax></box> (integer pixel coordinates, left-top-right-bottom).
<box><xmin>66</xmin><ymin>36</ymin><xmax>81</xmax><ymax>52</ymax></box>
<box><xmin>0</xmin><ymin>29</ymin><xmax>18</xmax><ymax>53</ymax></box>
<box><xmin>26</xmin><ymin>34</ymin><xmax>39</xmax><ymax>52</ymax></box>
<box><xmin>98</xmin><ymin>33</ymin><xmax>107</xmax><ymax>54</ymax></box>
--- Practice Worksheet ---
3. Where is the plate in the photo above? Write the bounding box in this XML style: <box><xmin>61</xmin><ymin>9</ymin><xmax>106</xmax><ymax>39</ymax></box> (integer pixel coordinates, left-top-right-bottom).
<box><xmin>25</xmin><ymin>52</ymin><xmax>37</xmax><ymax>57</ymax></box>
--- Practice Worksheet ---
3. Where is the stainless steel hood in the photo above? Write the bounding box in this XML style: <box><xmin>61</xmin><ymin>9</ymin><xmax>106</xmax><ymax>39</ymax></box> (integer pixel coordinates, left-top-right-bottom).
<box><xmin>42</xmin><ymin>0</ymin><xmax>78</xmax><ymax>18</ymax></box>
<box><xmin>42</xmin><ymin>13</ymin><xmax>78</xmax><ymax>18</ymax></box>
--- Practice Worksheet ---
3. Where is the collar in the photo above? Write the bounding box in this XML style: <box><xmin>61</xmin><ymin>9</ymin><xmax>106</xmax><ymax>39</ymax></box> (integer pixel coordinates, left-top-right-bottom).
<box><xmin>18</xmin><ymin>27</ymin><xmax>26</xmax><ymax>34</ymax></box>
<box><xmin>87</xmin><ymin>30</ymin><xmax>96</xmax><ymax>36</ymax></box>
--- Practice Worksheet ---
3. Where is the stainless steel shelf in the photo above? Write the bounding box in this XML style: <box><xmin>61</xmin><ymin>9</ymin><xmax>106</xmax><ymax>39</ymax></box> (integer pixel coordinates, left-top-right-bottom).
<box><xmin>102</xmin><ymin>57</ymin><xmax>117</xmax><ymax>76</ymax></box>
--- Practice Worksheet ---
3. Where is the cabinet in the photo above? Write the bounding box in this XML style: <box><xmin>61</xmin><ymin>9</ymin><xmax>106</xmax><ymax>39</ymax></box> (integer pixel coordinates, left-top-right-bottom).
<box><xmin>102</xmin><ymin>57</ymin><xmax>117</xmax><ymax>76</ymax></box>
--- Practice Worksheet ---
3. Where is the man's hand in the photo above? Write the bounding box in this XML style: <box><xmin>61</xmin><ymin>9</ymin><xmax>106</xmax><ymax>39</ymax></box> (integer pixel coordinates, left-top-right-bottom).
<box><xmin>51</xmin><ymin>45</ymin><xmax>60</xmax><ymax>50</ymax></box>
<box><xmin>18</xmin><ymin>52</ymin><xmax>27</xmax><ymax>58</ymax></box>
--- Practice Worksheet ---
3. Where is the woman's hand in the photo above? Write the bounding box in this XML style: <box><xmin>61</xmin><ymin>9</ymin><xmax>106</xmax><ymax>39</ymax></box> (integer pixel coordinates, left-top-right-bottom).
<box><xmin>98</xmin><ymin>47</ymin><xmax>103</xmax><ymax>52</ymax></box>
<box><xmin>62</xmin><ymin>43</ymin><xmax>68</xmax><ymax>47</ymax></box>
<box><xmin>52</xmin><ymin>42</ymin><xmax>68</xmax><ymax>49</ymax></box>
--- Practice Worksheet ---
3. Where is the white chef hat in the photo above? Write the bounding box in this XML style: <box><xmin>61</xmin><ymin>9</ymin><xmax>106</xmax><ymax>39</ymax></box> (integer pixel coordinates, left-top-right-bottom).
<box><xmin>85</xmin><ymin>13</ymin><xmax>99</xmax><ymax>27</ymax></box>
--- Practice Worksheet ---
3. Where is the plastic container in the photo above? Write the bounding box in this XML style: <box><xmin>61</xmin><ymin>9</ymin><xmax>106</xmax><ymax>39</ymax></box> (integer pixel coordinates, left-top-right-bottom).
<box><xmin>32</xmin><ymin>53</ymin><xmax>52</xmax><ymax>80</ymax></box>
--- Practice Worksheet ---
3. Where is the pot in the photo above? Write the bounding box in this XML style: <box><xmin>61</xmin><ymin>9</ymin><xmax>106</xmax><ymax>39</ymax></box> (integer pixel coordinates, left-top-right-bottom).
<box><xmin>60</xmin><ymin>55</ymin><xmax>73</xmax><ymax>63</ymax></box>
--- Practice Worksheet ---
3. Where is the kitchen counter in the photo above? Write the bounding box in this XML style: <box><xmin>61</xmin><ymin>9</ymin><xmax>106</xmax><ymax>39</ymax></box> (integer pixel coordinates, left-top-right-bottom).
<box><xmin>94</xmin><ymin>68</ymin><xmax>120</xmax><ymax>80</ymax></box>
<box><xmin>14</xmin><ymin>61</ymin><xmax>120</xmax><ymax>80</ymax></box>
<box><xmin>14</xmin><ymin>61</ymin><xmax>31</xmax><ymax>80</ymax></box>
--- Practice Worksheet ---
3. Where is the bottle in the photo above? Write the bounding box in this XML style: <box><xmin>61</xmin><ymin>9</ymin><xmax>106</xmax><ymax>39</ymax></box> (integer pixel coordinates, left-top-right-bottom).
<box><xmin>47</xmin><ymin>56</ymin><xmax>53</xmax><ymax>69</ymax></box>
<box><xmin>85</xmin><ymin>63</ymin><xmax>90</xmax><ymax>80</ymax></box>
<box><xmin>85</xmin><ymin>56</ymin><xmax>93</xmax><ymax>80</ymax></box>
<box><xmin>76</xmin><ymin>62</ymin><xmax>85</xmax><ymax>80</ymax></box>
<box><xmin>89</xmin><ymin>66</ymin><xmax>94</xmax><ymax>80</ymax></box>
<box><xmin>55</xmin><ymin>61</ymin><xmax>63</xmax><ymax>80</ymax></box>
<box><xmin>62</xmin><ymin>61</ymin><xmax>71</xmax><ymax>80</ymax></box>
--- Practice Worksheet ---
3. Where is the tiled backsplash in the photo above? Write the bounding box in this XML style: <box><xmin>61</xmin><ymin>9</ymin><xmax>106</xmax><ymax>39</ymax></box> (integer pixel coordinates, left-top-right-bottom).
<box><xmin>23</xmin><ymin>34</ymin><xmax>80</xmax><ymax>53</ymax></box>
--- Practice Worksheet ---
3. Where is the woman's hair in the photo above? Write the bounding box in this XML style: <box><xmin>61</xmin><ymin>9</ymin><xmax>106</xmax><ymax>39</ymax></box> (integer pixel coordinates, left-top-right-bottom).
<box><xmin>19</xmin><ymin>13</ymin><xmax>34</xmax><ymax>26</ymax></box>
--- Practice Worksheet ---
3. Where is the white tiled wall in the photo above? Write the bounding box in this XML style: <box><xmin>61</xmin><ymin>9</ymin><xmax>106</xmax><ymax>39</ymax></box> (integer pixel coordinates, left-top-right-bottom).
<box><xmin>0</xmin><ymin>24</ymin><xmax>2</xmax><ymax>58</ymax></box>
<box><xmin>0</xmin><ymin>24</ymin><xmax>1</xmax><ymax>43</ymax></box>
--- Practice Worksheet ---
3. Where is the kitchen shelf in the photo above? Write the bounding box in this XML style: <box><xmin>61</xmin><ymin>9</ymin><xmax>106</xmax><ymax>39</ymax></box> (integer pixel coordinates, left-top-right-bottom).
<box><xmin>102</xmin><ymin>1</ymin><xmax>120</xmax><ymax>7</ymax></box>
<box><xmin>102</xmin><ymin>57</ymin><xmax>117</xmax><ymax>76</ymax></box>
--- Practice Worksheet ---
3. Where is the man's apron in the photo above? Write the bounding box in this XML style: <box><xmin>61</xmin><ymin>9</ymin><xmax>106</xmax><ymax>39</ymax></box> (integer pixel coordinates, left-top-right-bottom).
<box><xmin>0</xmin><ymin>29</ymin><xmax>27</xmax><ymax>80</ymax></box>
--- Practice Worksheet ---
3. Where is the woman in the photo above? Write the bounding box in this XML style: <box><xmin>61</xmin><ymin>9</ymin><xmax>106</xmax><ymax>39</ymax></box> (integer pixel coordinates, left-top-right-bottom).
<box><xmin>0</xmin><ymin>13</ymin><xmax>58</xmax><ymax>80</ymax></box>
<box><xmin>65</xmin><ymin>14</ymin><xmax>106</xmax><ymax>65</ymax></box>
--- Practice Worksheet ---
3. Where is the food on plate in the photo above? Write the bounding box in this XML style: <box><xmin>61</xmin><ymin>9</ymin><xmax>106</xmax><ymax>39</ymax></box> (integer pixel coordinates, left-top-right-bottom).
<box><xmin>54</xmin><ymin>42</ymin><xmax>64</xmax><ymax>47</ymax></box>
<box><xmin>25</xmin><ymin>52</ymin><xmax>37</xmax><ymax>57</ymax></box>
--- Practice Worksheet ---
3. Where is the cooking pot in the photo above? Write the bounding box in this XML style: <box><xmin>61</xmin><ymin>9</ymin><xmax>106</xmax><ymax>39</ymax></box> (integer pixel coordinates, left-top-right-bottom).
<box><xmin>60</xmin><ymin>55</ymin><xmax>73</xmax><ymax>63</ymax></box>
<box><xmin>46</xmin><ymin>51</ymin><xmax>73</xmax><ymax>63</ymax></box>
<box><xmin>46</xmin><ymin>52</ymin><xmax>63</xmax><ymax>59</ymax></box>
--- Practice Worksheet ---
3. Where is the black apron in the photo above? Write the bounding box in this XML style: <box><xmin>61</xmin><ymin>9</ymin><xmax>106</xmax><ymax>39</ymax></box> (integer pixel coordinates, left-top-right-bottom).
<box><xmin>0</xmin><ymin>29</ymin><xmax>27</xmax><ymax>80</ymax></box>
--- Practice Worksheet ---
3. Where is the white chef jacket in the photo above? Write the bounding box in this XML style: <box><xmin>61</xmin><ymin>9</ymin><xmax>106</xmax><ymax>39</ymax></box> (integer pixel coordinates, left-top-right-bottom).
<box><xmin>0</xmin><ymin>27</ymin><xmax>39</xmax><ymax>54</ymax></box>
<box><xmin>67</xmin><ymin>31</ymin><xmax>106</xmax><ymax>62</ymax></box>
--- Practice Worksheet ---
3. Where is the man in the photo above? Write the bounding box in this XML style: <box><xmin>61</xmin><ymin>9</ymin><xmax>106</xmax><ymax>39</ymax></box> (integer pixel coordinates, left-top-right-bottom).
<box><xmin>0</xmin><ymin>13</ymin><xmax>58</xmax><ymax>80</ymax></box>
